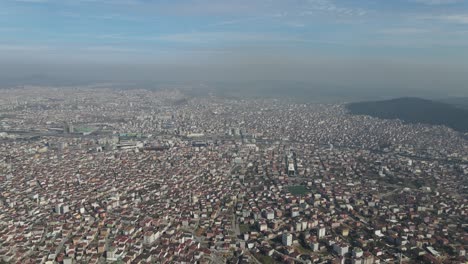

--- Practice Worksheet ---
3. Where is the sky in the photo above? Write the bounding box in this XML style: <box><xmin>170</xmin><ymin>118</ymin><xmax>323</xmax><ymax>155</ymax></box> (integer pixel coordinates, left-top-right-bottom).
<box><xmin>1</xmin><ymin>0</ymin><xmax>467</xmax><ymax>97</ymax></box>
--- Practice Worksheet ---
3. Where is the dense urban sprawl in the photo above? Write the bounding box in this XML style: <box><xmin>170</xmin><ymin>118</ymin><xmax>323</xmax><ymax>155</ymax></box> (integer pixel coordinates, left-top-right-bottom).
<box><xmin>0</xmin><ymin>87</ymin><xmax>467</xmax><ymax>264</ymax></box>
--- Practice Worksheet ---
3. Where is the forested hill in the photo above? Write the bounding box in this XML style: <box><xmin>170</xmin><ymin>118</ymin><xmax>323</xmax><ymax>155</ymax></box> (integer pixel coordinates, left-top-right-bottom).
<box><xmin>346</xmin><ymin>97</ymin><xmax>468</xmax><ymax>133</ymax></box>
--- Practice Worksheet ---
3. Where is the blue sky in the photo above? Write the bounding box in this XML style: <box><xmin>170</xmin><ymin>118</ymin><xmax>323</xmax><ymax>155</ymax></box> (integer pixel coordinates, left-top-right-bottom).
<box><xmin>0</xmin><ymin>0</ymin><xmax>467</xmax><ymax>95</ymax></box>
<box><xmin>1</xmin><ymin>0</ymin><xmax>467</xmax><ymax>61</ymax></box>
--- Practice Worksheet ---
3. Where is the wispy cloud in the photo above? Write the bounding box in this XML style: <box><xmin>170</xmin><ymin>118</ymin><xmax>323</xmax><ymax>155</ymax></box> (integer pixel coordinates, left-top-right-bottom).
<box><xmin>0</xmin><ymin>27</ymin><xmax>22</xmax><ymax>32</ymax></box>
<box><xmin>411</xmin><ymin>0</ymin><xmax>463</xmax><ymax>5</ymax></box>
<box><xmin>439</xmin><ymin>14</ymin><xmax>468</xmax><ymax>24</ymax></box>
<box><xmin>286</xmin><ymin>22</ymin><xmax>306</xmax><ymax>28</ymax></box>
<box><xmin>418</xmin><ymin>14</ymin><xmax>468</xmax><ymax>24</ymax></box>
<box><xmin>14</xmin><ymin>0</ymin><xmax>139</xmax><ymax>4</ymax></box>
<box><xmin>380</xmin><ymin>28</ymin><xmax>433</xmax><ymax>35</ymax></box>
<box><xmin>58</xmin><ymin>11</ymin><xmax>142</xmax><ymax>22</ymax></box>
<box><xmin>156</xmin><ymin>32</ymin><xmax>293</xmax><ymax>44</ymax></box>
<box><xmin>214</xmin><ymin>13</ymin><xmax>286</xmax><ymax>26</ymax></box>
<box><xmin>153</xmin><ymin>31</ymin><xmax>351</xmax><ymax>47</ymax></box>
<box><xmin>81</xmin><ymin>45</ymin><xmax>140</xmax><ymax>53</ymax></box>
<box><xmin>0</xmin><ymin>44</ymin><xmax>51</xmax><ymax>51</ymax></box>
<box><xmin>302</xmin><ymin>0</ymin><xmax>368</xmax><ymax>17</ymax></box>
<box><xmin>14</xmin><ymin>0</ymin><xmax>49</xmax><ymax>3</ymax></box>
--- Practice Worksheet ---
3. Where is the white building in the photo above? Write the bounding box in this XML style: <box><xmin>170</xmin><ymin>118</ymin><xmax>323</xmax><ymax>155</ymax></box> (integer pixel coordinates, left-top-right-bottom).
<box><xmin>353</xmin><ymin>247</ymin><xmax>364</xmax><ymax>258</ymax></box>
<box><xmin>258</xmin><ymin>220</ymin><xmax>268</xmax><ymax>232</ymax></box>
<box><xmin>318</xmin><ymin>226</ymin><xmax>326</xmax><ymax>238</ymax></box>
<box><xmin>333</xmin><ymin>243</ymin><xmax>349</xmax><ymax>256</ymax></box>
<box><xmin>282</xmin><ymin>233</ymin><xmax>293</xmax><ymax>246</ymax></box>
<box><xmin>265</xmin><ymin>209</ymin><xmax>274</xmax><ymax>220</ymax></box>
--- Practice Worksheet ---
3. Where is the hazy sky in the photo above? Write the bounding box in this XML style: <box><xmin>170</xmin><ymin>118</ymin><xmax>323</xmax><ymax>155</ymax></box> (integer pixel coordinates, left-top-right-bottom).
<box><xmin>1</xmin><ymin>0</ymin><xmax>467</xmax><ymax>96</ymax></box>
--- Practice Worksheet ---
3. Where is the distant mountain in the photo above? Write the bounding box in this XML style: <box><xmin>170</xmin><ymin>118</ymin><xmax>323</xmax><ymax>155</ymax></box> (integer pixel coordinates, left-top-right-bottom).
<box><xmin>346</xmin><ymin>97</ymin><xmax>468</xmax><ymax>133</ymax></box>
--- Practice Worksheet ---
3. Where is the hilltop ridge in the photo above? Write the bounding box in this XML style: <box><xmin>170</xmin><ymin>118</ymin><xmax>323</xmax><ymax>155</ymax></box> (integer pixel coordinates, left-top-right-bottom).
<box><xmin>347</xmin><ymin>97</ymin><xmax>468</xmax><ymax>133</ymax></box>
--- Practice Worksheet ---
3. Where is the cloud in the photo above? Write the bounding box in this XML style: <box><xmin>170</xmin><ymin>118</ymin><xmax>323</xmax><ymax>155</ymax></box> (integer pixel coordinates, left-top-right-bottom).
<box><xmin>419</xmin><ymin>14</ymin><xmax>468</xmax><ymax>24</ymax></box>
<box><xmin>0</xmin><ymin>44</ymin><xmax>51</xmax><ymax>51</ymax></box>
<box><xmin>412</xmin><ymin>0</ymin><xmax>463</xmax><ymax>5</ymax></box>
<box><xmin>81</xmin><ymin>46</ymin><xmax>140</xmax><ymax>53</ymax></box>
<box><xmin>380</xmin><ymin>28</ymin><xmax>433</xmax><ymax>35</ymax></box>
<box><xmin>0</xmin><ymin>27</ymin><xmax>21</xmax><ymax>32</ymax></box>
<box><xmin>286</xmin><ymin>22</ymin><xmax>306</xmax><ymax>28</ymax></box>
<box><xmin>0</xmin><ymin>43</ymin><xmax>141</xmax><ymax>54</ymax></box>
<box><xmin>440</xmin><ymin>14</ymin><xmax>468</xmax><ymax>24</ymax></box>
<box><xmin>302</xmin><ymin>0</ymin><xmax>368</xmax><ymax>17</ymax></box>
<box><xmin>214</xmin><ymin>13</ymin><xmax>286</xmax><ymax>26</ymax></box>
<box><xmin>156</xmin><ymin>32</ymin><xmax>296</xmax><ymax>44</ymax></box>
<box><xmin>14</xmin><ymin>0</ymin><xmax>49</xmax><ymax>2</ymax></box>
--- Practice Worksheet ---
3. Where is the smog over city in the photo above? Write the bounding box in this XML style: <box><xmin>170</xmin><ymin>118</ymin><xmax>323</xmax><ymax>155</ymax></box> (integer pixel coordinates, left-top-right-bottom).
<box><xmin>0</xmin><ymin>0</ymin><xmax>467</xmax><ymax>263</ymax></box>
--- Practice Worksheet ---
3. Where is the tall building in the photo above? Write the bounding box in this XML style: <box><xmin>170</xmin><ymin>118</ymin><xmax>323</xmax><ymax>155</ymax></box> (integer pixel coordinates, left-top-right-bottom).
<box><xmin>282</xmin><ymin>232</ymin><xmax>293</xmax><ymax>246</ymax></box>
<box><xmin>288</xmin><ymin>163</ymin><xmax>296</xmax><ymax>176</ymax></box>
<box><xmin>333</xmin><ymin>243</ymin><xmax>349</xmax><ymax>256</ymax></box>
<box><xmin>55</xmin><ymin>203</ymin><xmax>69</xmax><ymax>214</ymax></box>
<box><xmin>286</xmin><ymin>149</ymin><xmax>297</xmax><ymax>176</ymax></box>
<box><xmin>353</xmin><ymin>247</ymin><xmax>364</xmax><ymax>258</ymax></box>
<box><xmin>64</xmin><ymin>122</ymin><xmax>74</xmax><ymax>134</ymax></box>
<box><xmin>318</xmin><ymin>226</ymin><xmax>326</xmax><ymax>238</ymax></box>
